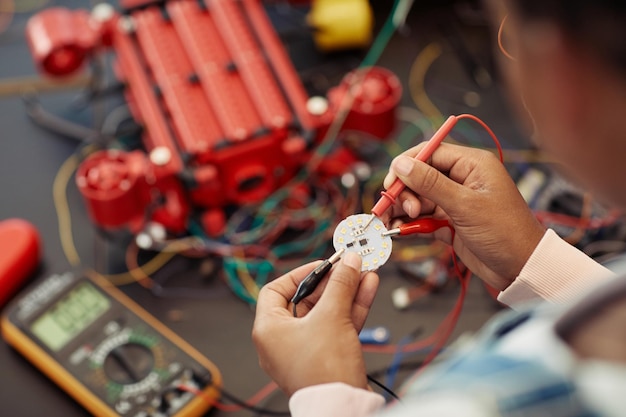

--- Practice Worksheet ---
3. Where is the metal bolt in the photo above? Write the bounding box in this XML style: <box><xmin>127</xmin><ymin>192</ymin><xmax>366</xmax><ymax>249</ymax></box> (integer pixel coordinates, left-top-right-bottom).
<box><xmin>91</xmin><ymin>3</ymin><xmax>115</xmax><ymax>22</ymax></box>
<box><xmin>306</xmin><ymin>96</ymin><xmax>329</xmax><ymax>116</ymax></box>
<box><xmin>149</xmin><ymin>146</ymin><xmax>172</xmax><ymax>166</ymax></box>
<box><xmin>118</xmin><ymin>15</ymin><xmax>135</xmax><ymax>33</ymax></box>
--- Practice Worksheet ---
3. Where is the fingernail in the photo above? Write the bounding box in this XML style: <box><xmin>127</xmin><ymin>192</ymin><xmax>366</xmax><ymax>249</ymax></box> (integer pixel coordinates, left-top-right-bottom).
<box><xmin>343</xmin><ymin>251</ymin><xmax>361</xmax><ymax>271</ymax></box>
<box><xmin>394</xmin><ymin>156</ymin><xmax>413</xmax><ymax>176</ymax></box>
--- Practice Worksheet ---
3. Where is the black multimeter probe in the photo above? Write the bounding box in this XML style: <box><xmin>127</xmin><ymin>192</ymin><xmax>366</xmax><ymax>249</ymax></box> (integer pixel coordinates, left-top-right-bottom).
<box><xmin>291</xmin><ymin>248</ymin><xmax>345</xmax><ymax>316</ymax></box>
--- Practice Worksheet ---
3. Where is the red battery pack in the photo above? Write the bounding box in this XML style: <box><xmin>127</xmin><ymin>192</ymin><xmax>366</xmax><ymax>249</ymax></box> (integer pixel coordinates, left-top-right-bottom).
<box><xmin>0</xmin><ymin>219</ymin><xmax>41</xmax><ymax>307</ymax></box>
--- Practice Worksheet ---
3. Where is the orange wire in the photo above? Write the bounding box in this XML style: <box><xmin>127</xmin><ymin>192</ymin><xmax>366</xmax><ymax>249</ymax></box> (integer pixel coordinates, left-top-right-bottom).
<box><xmin>497</xmin><ymin>14</ymin><xmax>516</xmax><ymax>61</ymax></box>
<box><xmin>0</xmin><ymin>0</ymin><xmax>14</xmax><ymax>35</ymax></box>
<box><xmin>125</xmin><ymin>241</ymin><xmax>156</xmax><ymax>289</ymax></box>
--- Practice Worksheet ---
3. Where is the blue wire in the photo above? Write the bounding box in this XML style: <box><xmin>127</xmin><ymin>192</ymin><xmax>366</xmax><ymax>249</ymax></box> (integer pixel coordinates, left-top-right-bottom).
<box><xmin>384</xmin><ymin>341</ymin><xmax>435</xmax><ymax>400</ymax></box>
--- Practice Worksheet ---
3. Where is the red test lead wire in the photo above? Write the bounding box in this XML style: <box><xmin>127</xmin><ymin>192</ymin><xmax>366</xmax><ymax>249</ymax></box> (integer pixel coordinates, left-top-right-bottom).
<box><xmin>369</xmin><ymin>113</ymin><xmax>504</xmax><ymax>220</ymax></box>
<box><xmin>382</xmin><ymin>218</ymin><xmax>451</xmax><ymax>237</ymax></box>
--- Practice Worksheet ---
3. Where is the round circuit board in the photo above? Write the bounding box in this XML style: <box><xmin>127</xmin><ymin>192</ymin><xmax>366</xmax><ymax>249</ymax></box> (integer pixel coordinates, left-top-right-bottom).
<box><xmin>333</xmin><ymin>214</ymin><xmax>392</xmax><ymax>272</ymax></box>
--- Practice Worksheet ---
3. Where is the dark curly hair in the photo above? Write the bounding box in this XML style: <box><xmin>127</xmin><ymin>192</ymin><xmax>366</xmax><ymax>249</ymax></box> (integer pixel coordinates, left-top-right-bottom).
<box><xmin>509</xmin><ymin>0</ymin><xmax>626</xmax><ymax>73</ymax></box>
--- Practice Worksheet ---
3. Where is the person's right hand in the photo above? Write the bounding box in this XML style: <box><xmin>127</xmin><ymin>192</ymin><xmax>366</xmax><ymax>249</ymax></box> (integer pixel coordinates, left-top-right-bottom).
<box><xmin>382</xmin><ymin>142</ymin><xmax>546</xmax><ymax>291</ymax></box>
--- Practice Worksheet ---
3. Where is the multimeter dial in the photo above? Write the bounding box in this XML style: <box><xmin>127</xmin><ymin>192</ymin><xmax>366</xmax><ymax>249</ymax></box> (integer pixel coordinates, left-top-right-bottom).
<box><xmin>103</xmin><ymin>342</ymin><xmax>154</xmax><ymax>384</ymax></box>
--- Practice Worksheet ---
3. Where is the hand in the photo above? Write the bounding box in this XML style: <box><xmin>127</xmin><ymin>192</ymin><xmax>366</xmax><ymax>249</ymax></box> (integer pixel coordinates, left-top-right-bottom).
<box><xmin>252</xmin><ymin>252</ymin><xmax>379</xmax><ymax>397</ymax></box>
<box><xmin>382</xmin><ymin>142</ymin><xmax>545</xmax><ymax>290</ymax></box>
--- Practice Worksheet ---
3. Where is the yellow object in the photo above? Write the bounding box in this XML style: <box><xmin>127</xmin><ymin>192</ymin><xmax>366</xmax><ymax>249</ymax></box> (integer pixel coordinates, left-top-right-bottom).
<box><xmin>308</xmin><ymin>0</ymin><xmax>374</xmax><ymax>52</ymax></box>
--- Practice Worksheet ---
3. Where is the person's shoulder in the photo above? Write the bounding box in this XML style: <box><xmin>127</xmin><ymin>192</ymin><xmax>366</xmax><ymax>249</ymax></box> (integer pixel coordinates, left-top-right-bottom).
<box><xmin>377</xmin><ymin>391</ymin><xmax>499</xmax><ymax>417</ymax></box>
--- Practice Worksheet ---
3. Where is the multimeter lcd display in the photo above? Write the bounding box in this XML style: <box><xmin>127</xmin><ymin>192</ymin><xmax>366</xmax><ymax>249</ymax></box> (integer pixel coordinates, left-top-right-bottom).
<box><xmin>30</xmin><ymin>282</ymin><xmax>110</xmax><ymax>351</ymax></box>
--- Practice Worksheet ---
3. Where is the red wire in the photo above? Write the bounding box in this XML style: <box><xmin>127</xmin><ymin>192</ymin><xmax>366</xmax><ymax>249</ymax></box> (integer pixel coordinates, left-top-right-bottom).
<box><xmin>362</xmin><ymin>225</ymin><xmax>469</xmax><ymax>356</ymax></box>
<box><xmin>410</xmin><ymin>226</ymin><xmax>468</xmax><ymax>369</ymax></box>
<box><xmin>455</xmin><ymin>114</ymin><xmax>504</xmax><ymax>163</ymax></box>
<box><xmin>363</xmin><ymin>113</ymin><xmax>505</xmax><ymax>358</ymax></box>
<box><xmin>534</xmin><ymin>209</ymin><xmax>622</xmax><ymax>230</ymax></box>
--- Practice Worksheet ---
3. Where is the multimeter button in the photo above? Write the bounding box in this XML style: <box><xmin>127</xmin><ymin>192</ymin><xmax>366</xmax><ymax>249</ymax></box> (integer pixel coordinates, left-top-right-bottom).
<box><xmin>103</xmin><ymin>320</ymin><xmax>123</xmax><ymax>335</ymax></box>
<box><xmin>104</xmin><ymin>343</ymin><xmax>154</xmax><ymax>384</ymax></box>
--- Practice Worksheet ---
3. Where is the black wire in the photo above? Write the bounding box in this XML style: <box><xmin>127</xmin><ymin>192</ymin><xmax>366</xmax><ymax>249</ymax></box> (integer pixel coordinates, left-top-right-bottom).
<box><xmin>22</xmin><ymin>94</ymin><xmax>107</xmax><ymax>144</ymax></box>
<box><xmin>219</xmin><ymin>388</ymin><xmax>290</xmax><ymax>416</ymax></box>
<box><xmin>194</xmin><ymin>372</ymin><xmax>290</xmax><ymax>416</ymax></box>
<box><xmin>367</xmin><ymin>360</ymin><xmax>426</xmax><ymax>380</ymax></box>
<box><xmin>367</xmin><ymin>374</ymin><xmax>400</xmax><ymax>401</ymax></box>
<box><xmin>70</xmin><ymin>82</ymin><xmax>126</xmax><ymax>110</ymax></box>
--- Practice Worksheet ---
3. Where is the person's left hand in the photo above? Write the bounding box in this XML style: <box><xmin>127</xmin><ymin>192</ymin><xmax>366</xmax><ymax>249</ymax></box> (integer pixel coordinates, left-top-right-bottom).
<box><xmin>252</xmin><ymin>252</ymin><xmax>380</xmax><ymax>397</ymax></box>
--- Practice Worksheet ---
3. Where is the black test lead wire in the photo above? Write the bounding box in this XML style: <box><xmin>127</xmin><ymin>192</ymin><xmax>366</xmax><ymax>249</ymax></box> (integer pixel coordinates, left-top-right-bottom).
<box><xmin>291</xmin><ymin>248</ymin><xmax>345</xmax><ymax>317</ymax></box>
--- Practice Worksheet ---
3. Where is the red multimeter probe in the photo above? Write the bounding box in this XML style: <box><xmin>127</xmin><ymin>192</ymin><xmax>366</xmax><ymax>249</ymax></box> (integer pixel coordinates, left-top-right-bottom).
<box><xmin>0</xmin><ymin>218</ymin><xmax>41</xmax><ymax>307</ymax></box>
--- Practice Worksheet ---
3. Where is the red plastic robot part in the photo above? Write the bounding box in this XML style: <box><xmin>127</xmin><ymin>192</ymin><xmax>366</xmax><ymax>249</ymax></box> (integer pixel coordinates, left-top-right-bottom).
<box><xmin>76</xmin><ymin>149</ymin><xmax>192</xmax><ymax>234</ymax></box>
<box><xmin>328</xmin><ymin>66</ymin><xmax>402</xmax><ymax>139</ymax></box>
<box><xmin>75</xmin><ymin>150</ymin><xmax>151</xmax><ymax>230</ymax></box>
<box><xmin>26</xmin><ymin>8</ymin><xmax>100</xmax><ymax>76</ymax></box>
<box><xmin>0</xmin><ymin>219</ymin><xmax>41</xmax><ymax>307</ymax></box>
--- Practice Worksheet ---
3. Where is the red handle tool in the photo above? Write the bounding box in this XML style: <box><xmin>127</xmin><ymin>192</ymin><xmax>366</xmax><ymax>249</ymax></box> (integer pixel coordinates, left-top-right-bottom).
<box><xmin>0</xmin><ymin>218</ymin><xmax>41</xmax><ymax>307</ymax></box>
<box><xmin>371</xmin><ymin>115</ymin><xmax>458</xmax><ymax>218</ymax></box>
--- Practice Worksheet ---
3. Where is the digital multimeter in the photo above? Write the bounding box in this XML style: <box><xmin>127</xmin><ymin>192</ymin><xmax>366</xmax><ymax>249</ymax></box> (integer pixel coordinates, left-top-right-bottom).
<box><xmin>1</xmin><ymin>271</ymin><xmax>222</xmax><ymax>417</ymax></box>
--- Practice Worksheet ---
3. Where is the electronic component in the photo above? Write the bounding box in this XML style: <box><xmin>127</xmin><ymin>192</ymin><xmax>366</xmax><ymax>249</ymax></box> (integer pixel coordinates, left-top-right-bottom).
<box><xmin>359</xmin><ymin>326</ymin><xmax>391</xmax><ymax>345</ymax></box>
<box><xmin>333</xmin><ymin>214</ymin><xmax>392</xmax><ymax>271</ymax></box>
<box><xmin>1</xmin><ymin>271</ymin><xmax>222</xmax><ymax>417</ymax></box>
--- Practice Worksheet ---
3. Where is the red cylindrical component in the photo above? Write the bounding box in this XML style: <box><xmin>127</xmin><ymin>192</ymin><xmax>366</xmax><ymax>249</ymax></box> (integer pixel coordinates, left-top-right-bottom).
<box><xmin>26</xmin><ymin>8</ymin><xmax>99</xmax><ymax>76</ymax></box>
<box><xmin>328</xmin><ymin>66</ymin><xmax>402</xmax><ymax>139</ymax></box>
<box><xmin>316</xmin><ymin>145</ymin><xmax>359</xmax><ymax>178</ymax></box>
<box><xmin>75</xmin><ymin>150</ymin><xmax>150</xmax><ymax>229</ymax></box>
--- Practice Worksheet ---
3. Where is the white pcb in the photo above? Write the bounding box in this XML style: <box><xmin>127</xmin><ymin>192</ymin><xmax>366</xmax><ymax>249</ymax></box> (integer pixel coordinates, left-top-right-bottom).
<box><xmin>333</xmin><ymin>214</ymin><xmax>392</xmax><ymax>271</ymax></box>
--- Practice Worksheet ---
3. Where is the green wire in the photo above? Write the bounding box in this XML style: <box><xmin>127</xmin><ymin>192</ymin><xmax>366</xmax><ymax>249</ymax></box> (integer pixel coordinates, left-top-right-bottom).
<box><xmin>360</xmin><ymin>0</ymin><xmax>403</xmax><ymax>68</ymax></box>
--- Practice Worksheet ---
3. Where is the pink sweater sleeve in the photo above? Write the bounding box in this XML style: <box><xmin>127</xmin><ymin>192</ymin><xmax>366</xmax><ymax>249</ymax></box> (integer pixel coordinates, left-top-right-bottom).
<box><xmin>289</xmin><ymin>383</ymin><xmax>385</xmax><ymax>417</ymax></box>
<box><xmin>498</xmin><ymin>229</ymin><xmax>616</xmax><ymax>307</ymax></box>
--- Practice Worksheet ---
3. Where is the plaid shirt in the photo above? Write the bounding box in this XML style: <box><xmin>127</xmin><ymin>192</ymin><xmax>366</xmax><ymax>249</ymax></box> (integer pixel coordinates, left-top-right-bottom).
<box><xmin>395</xmin><ymin>305</ymin><xmax>600</xmax><ymax>417</ymax></box>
